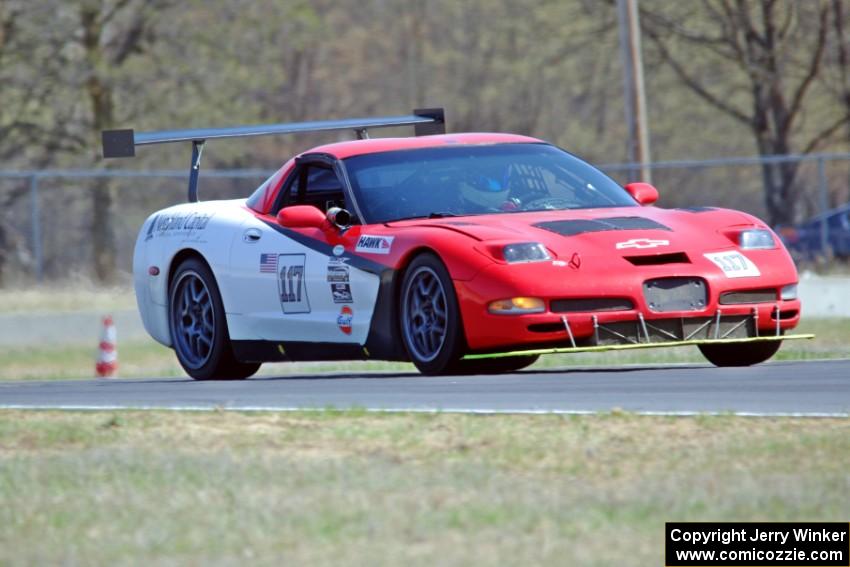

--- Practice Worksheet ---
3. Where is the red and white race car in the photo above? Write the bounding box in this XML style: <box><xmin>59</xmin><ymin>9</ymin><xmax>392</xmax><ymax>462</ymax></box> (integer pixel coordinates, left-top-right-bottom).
<box><xmin>103</xmin><ymin>109</ymin><xmax>810</xmax><ymax>379</ymax></box>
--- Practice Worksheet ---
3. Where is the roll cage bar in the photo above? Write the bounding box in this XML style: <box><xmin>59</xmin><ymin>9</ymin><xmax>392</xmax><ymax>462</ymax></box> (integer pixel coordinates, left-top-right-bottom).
<box><xmin>101</xmin><ymin>108</ymin><xmax>445</xmax><ymax>203</ymax></box>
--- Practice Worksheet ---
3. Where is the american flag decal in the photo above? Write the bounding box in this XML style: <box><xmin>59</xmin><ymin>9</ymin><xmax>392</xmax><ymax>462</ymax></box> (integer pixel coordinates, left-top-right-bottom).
<box><xmin>259</xmin><ymin>253</ymin><xmax>278</xmax><ymax>273</ymax></box>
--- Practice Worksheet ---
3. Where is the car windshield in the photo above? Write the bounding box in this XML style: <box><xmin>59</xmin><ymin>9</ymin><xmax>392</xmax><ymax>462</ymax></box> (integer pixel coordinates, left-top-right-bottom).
<box><xmin>344</xmin><ymin>143</ymin><xmax>636</xmax><ymax>223</ymax></box>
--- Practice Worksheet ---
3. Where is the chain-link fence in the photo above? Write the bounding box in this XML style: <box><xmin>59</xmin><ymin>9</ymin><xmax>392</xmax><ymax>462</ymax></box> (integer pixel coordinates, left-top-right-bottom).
<box><xmin>0</xmin><ymin>170</ymin><xmax>272</xmax><ymax>284</ymax></box>
<box><xmin>1</xmin><ymin>152</ymin><xmax>849</xmax><ymax>284</ymax></box>
<box><xmin>603</xmin><ymin>153</ymin><xmax>850</xmax><ymax>216</ymax></box>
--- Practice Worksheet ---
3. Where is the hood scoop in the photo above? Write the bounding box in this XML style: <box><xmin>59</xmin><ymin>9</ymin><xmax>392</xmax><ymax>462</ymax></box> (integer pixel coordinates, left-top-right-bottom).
<box><xmin>534</xmin><ymin>216</ymin><xmax>672</xmax><ymax>237</ymax></box>
<box><xmin>625</xmin><ymin>252</ymin><xmax>690</xmax><ymax>266</ymax></box>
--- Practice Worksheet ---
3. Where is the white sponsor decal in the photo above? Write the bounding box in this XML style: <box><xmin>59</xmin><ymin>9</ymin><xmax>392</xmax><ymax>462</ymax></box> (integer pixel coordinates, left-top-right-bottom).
<box><xmin>331</xmin><ymin>283</ymin><xmax>353</xmax><ymax>304</ymax></box>
<box><xmin>356</xmin><ymin>235</ymin><xmax>394</xmax><ymax>254</ymax></box>
<box><xmin>615</xmin><ymin>238</ymin><xmax>670</xmax><ymax>250</ymax></box>
<box><xmin>704</xmin><ymin>251</ymin><xmax>761</xmax><ymax>278</ymax></box>
<box><xmin>332</xmin><ymin>244</ymin><xmax>345</xmax><ymax>256</ymax></box>
<box><xmin>326</xmin><ymin>258</ymin><xmax>350</xmax><ymax>283</ymax></box>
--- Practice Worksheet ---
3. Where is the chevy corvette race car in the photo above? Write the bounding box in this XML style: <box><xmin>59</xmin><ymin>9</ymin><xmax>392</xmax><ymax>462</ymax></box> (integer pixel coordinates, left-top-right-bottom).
<box><xmin>103</xmin><ymin>109</ymin><xmax>811</xmax><ymax>379</ymax></box>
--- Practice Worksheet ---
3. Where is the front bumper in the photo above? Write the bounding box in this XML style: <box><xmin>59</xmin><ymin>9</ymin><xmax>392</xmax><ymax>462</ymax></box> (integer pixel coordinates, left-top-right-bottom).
<box><xmin>455</xmin><ymin>260</ymin><xmax>802</xmax><ymax>352</ymax></box>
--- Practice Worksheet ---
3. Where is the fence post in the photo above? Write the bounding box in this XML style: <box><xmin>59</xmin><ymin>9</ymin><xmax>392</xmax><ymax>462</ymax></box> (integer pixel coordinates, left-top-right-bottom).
<box><xmin>29</xmin><ymin>175</ymin><xmax>44</xmax><ymax>282</ymax></box>
<box><xmin>817</xmin><ymin>156</ymin><xmax>828</xmax><ymax>255</ymax></box>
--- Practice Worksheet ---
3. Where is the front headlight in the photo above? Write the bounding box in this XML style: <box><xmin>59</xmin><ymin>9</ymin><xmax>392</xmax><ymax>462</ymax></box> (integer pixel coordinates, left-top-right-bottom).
<box><xmin>781</xmin><ymin>284</ymin><xmax>798</xmax><ymax>300</ymax></box>
<box><xmin>488</xmin><ymin>297</ymin><xmax>545</xmax><ymax>314</ymax></box>
<box><xmin>502</xmin><ymin>242</ymin><xmax>551</xmax><ymax>263</ymax></box>
<box><xmin>739</xmin><ymin>229</ymin><xmax>776</xmax><ymax>250</ymax></box>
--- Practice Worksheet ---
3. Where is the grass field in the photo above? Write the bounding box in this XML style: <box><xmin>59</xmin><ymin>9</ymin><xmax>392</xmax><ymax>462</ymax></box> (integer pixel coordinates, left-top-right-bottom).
<box><xmin>1</xmin><ymin>286</ymin><xmax>846</xmax><ymax>565</ymax></box>
<box><xmin>0</xmin><ymin>317</ymin><xmax>845</xmax><ymax>380</ymax></box>
<box><xmin>0</xmin><ymin>410</ymin><xmax>847</xmax><ymax>565</ymax></box>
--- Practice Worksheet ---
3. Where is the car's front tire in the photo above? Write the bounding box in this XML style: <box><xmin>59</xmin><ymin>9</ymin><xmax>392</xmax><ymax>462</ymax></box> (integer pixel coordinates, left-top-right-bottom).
<box><xmin>399</xmin><ymin>253</ymin><xmax>465</xmax><ymax>375</ymax></box>
<box><xmin>169</xmin><ymin>257</ymin><xmax>260</xmax><ymax>380</ymax></box>
<box><xmin>698</xmin><ymin>340</ymin><xmax>782</xmax><ymax>367</ymax></box>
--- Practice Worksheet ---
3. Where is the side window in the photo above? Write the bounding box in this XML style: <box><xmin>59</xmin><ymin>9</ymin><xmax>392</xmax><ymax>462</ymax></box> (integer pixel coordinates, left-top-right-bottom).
<box><xmin>275</xmin><ymin>163</ymin><xmax>347</xmax><ymax>214</ymax></box>
<box><xmin>278</xmin><ymin>171</ymin><xmax>301</xmax><ymax>210</ymax></box>
<box><xmin>301</xmin><ymin>166</ymin><xmax>345</xmax><ymax>212</ymax></box>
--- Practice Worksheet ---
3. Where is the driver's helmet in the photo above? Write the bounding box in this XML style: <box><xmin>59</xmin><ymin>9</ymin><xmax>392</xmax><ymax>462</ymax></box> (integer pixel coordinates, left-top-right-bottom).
<box><xmin>459</xmin><ymin>170</ymin><xmax>510</xmax><ymax>209</ymax></box>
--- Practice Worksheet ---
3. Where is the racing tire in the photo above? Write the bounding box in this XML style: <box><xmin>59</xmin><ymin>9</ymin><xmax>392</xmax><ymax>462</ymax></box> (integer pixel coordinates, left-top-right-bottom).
<box><xmin>399</xmin><ymin>253</ymin><xmax>465</xmax><ymax>375</ymax></box>
<box><xmin>449</xmin><ymin>355</ymin><xmax>540</xmax><ymax>375</ymax></box>
<box><xmin>169</xmin><ymin>257</ymin><xmax>261</xmax><ymax>380</ymax></box>
<box><xmin>698</xmin><ymin>340</ymin><xmax>782</xmax><ymax>367</ymax></box>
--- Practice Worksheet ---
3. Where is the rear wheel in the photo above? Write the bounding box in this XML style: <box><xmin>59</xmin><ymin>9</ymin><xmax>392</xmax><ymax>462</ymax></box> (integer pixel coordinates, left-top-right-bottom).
<box><xmin>399</xmin><ymin>253</ymin><xmax>465</xmax><ymax>375</ymax></box>
<box><xmin>698</xmin><ymin>340</ymin><xmax>782</xmax><ymax>367</ymax></box>
<box><xmin>169</xmin><ymin>257</ymin><xmax>260</xmax><ymax>380</ymax></box>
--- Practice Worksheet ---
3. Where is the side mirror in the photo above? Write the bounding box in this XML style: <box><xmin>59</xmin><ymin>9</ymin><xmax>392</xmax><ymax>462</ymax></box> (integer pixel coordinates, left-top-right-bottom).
<box><xmin>276</xmin><ymin>205</ymin><xmax>326</xmax><ymax>228</ymax></box>
<box><xmin>624</xmin><ymin>182</ymin><xmax>659</xmax><ymax>206</ymax></box>
<box><xmin>326</xmin><ymin>207</ymin><xmax>352</xmax><ymax>229</ymax></box>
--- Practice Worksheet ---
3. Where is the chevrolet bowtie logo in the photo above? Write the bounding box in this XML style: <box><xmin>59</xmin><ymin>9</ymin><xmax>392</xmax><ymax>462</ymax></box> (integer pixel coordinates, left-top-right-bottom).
<box><xmin>615</xmin><ymin>238</ymin><xmax>670</xmax><ymax>249</ymax></box>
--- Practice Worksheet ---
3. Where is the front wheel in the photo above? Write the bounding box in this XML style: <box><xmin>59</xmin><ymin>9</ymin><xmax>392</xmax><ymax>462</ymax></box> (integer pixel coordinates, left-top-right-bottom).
<box><xmin>399</xmin><ymin>253</ymin><xmax>465</xmax><ymax>375</ymax></box>
<box><xmin>169</xmin><ymin>257</ymin><xmax>260</xmax><ymax>380</ymax></box>
<box><xmin>698</xmin><ymin>340</ymin><xmax>782</xmax><ymax>367</ymax></box>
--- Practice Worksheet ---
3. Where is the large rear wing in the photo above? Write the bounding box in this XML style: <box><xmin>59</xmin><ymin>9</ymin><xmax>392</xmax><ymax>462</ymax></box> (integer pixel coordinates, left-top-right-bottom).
<box><xmin>101</xmin><ymin>108</ymin><xmax>445</xmax><ymax>202</ymax></box>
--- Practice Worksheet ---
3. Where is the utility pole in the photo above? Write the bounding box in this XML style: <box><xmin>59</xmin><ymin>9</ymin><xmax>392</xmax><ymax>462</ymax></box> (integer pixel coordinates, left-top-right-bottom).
<box><xmin>617</xmin><ymin>0</ymin><xmax>652</xmax><ymax>183</ymax></box>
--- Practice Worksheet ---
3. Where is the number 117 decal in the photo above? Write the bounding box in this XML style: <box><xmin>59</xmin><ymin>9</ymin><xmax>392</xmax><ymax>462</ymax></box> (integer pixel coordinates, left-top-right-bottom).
<box><xmin>277</xmin><ymin>254</ymin><xmax>310</xmax><ymax>313</ymax></box>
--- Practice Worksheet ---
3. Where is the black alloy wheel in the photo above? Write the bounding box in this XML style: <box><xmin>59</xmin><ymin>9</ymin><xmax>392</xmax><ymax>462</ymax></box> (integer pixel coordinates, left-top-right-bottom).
<box><xmin>399</xmin><ymin>253</ymin><xmax>465</xmax><ymax>374</ymax></box>
<box><xmin>169</xmin><ymin>257</ymin><xmax>260</xmax><ymax>380</ymax></box>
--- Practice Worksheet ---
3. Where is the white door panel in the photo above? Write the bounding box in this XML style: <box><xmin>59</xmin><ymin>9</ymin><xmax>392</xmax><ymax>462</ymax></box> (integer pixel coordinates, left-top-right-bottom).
<box><xmin>227</xmin><ymin>219</ymin><xmax>380</xmax><ymax>344</ymax></box>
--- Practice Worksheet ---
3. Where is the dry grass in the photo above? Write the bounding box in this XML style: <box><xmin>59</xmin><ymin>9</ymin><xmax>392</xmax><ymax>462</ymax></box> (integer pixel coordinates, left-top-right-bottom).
<box><xmin>0</xmin><ymin>411</ymin><xmax>848</xmax><ymax>565</ymax></box>
<box><xmin>0</xmin><ymin>340</ymin><xmax>186</xmax><ymax>380</ymax></box>
<box><xmin>0</xmin><ymin>284</ymin><xmax>135</xmax><ymax>314</ymax></box>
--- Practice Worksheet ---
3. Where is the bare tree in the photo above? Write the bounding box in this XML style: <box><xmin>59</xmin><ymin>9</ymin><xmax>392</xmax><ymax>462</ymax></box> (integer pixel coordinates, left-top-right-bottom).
<box><xmin>641</xmin><ymin>0</ymin><xmax>848</xmax><ymax>226</ymax></box>
<box><xmin>822</xmin><ymin>0</ymin><xmax>850</xmax><ymax>207</ymax></box>
<box><xmin>77</xmin><ymin>0</ymin><xmax>172</xmax><ymax>283</ymax></box>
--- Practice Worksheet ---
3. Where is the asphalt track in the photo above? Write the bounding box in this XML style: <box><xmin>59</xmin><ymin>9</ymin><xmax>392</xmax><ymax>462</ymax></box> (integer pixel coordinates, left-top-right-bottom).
<box><xmin>1</xmin><ymin>359</ymin><xmax>848</xmax><ymax>416</ymax></box>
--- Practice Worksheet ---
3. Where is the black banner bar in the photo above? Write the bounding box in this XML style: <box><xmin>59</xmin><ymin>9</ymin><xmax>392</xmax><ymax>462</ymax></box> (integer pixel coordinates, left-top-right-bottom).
<box><xmin>666</xmin><ymin>522</ymin><xmax>849</xmax><ymax>566</ymax></box>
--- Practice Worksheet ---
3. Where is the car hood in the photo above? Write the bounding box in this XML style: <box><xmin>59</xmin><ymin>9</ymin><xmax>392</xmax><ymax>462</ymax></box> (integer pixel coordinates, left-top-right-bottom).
<box><xmin>389</xmin><ymin>206</ymin><xmax>759</xmax><ymax>258</ymax></box>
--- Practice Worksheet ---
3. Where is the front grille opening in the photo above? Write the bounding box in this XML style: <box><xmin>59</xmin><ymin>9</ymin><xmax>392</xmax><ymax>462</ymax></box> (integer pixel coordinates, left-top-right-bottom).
<box><xmin>625</xmin><ymin>252</ymin><xmax>690</xmax><ymax>266</ymax></box>
<box><xmin>772</xmin><ymin>309</ymin><xmax>799</xmax><ymax>320</ymax></box>
<box><xmin>551</xmin><ymin>298</ymin><xmax>634</xmax><ymax>313</ymax></box>
<box><xmin>644</xmin><ymin>277</ymin><xmax>707</xmax><ymax>312</ymax></box>
<box><xmin>594</xmin><ymin>315</ymin><xmax>752</xmax><ymax>344</ymax></box>
<box><xmin>720</xmin><ymin>289</ymin><xmax>777</xmax><ymax>305</ymax></box>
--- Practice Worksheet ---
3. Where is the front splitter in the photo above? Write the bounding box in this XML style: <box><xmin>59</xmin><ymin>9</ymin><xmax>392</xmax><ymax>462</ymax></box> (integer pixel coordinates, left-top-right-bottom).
<box><xmin>462</xmin><ymin>333</ymin><xmax>816</xmax><ymax>360</ymax></box>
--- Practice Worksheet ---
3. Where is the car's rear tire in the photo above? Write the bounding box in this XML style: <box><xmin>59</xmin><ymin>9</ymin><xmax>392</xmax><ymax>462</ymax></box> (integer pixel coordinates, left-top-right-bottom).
<box><xmin>399</xmin><ymin>253</ymin><xmax>465</xmax><ymax>375</ymax></box>
<box><xmin>698</xmin><ymin>340</ymin><xmax>782</xmax><ymax>367</ymax></box>
<box><xmin>450</xmin><ymin>355</ymin><xmax>540</xmax><ymax>375</ymax></box>
<box><xmin>169</xmin><ymin>257</ymin><xmax>261</xmax><ymax>380</ymax></box>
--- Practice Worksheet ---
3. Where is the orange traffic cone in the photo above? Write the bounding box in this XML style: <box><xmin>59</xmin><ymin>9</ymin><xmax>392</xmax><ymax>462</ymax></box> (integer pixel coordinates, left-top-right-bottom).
<box><xmin>96</xmin><ymin>315</ymin><xmax>118</xmax><ymax>378</ymax></box>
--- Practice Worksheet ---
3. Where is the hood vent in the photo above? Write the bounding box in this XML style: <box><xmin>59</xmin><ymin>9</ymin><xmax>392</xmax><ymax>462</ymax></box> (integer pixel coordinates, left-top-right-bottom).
<box><xmin>676</xmin><ymin>206</ymin><xmax>716</xmax><ymax>213</ymax></box>
<box><xmin>625</xmin><ymin>252</ymin><xmax>690</xmax><ymax>266</ymax></box>
<box><xmin>535</xmin><ymin>216</ymin><xmax>672</xmax><ymax>237</ymax></box>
